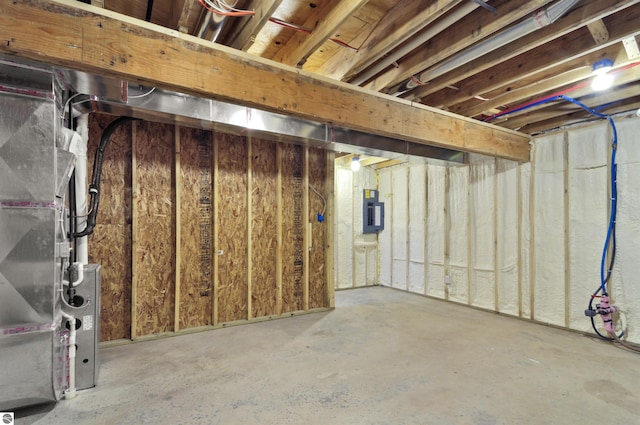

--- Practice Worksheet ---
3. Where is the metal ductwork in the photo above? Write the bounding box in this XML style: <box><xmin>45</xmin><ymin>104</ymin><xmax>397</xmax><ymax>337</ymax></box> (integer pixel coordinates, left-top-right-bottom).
<box><xmin>56</xmin><ymin>66</ymin><xmax>464</xmax><ymax>164</ymax></box>
<box><xmin>0</xmin><ymin>60</ymin><xmax>68</xmax><ymax>410</ymax></box>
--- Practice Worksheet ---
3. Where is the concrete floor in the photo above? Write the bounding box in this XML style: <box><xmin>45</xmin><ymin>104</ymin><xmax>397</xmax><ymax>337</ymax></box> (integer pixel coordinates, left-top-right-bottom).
<box><xmin>16</xmin><ymin>286</ymin><xmax>640</xmax><ymax>425</ymax></box>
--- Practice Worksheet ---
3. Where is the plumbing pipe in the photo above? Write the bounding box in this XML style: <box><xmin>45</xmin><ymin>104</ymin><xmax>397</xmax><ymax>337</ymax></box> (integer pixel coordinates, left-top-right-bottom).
<box><xmin>68</xmin><ymin>116</ymin><xmax>88</xmax><ymax>264</ymax></box>
<box><xmin>349</xmin><ymin>0</ymin><xmax>484</xmax><ymax>86</ymax></box>
<box><xmin>61</xmin><ymin>311</ymin><xmax>77</xmax><ymax>399</ymax></box>
<box><xmin>398</xmin><ymin>0</ymin><xmax>581</xmax><ymax>92</ymax></box>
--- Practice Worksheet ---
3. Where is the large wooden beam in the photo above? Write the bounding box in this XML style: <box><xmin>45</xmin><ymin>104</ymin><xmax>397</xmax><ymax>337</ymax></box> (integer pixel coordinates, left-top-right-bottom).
<box><xmin>0</xmin><ymin>0</ymin><xmax>530</xmax><ymax>161</ymax></box>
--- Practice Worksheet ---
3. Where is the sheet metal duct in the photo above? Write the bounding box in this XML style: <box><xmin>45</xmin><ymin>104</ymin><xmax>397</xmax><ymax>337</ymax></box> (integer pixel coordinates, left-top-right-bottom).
<box><xmin>58</xmin><ymin>68</ymin><xmax>464</xmax><ymax>164</ymax></box>
<box><xmin>0</xmin><ymin>72</ymin><xmax>68</xmax><ymax>409</ymax></box>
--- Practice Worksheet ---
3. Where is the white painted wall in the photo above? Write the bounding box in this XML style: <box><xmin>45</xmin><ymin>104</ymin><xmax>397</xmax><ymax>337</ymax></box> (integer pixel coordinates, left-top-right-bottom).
<box><xmin>371</xmin><ymin>115</ymin><xmax>640</xmax><ymax>344</ymax></box>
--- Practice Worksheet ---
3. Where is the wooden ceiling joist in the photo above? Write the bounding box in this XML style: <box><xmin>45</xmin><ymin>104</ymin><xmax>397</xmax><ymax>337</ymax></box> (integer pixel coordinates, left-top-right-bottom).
<box><xmin>363</xmin><ymin>0</ymin><xmax>553</xmax><ymax>92</ymax></box>
<box><xmin>316</xmin><ymin>0</ymin><xmax>463</xmax><ymax>81</ymax></box>
<box><xmin>0</xmin><ymin>0</ymin><xmax>530</xmax><ymax>161</ymax></box>
<box><xmin>404</xmin><ymin>0</ymin><xmax>640</xmax><ymax>103</ymax></box>
<box><xmin>423</xmin><ymin>3</ymin><xmax>640</xmax><ymax>114</ymax></box>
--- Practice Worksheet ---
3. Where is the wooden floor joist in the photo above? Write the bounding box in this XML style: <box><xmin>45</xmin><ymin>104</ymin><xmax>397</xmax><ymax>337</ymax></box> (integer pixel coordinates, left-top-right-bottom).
<box><xmin>0</xmin><ymin>0</ymin><xmax>530</xmax><ymax>161</ymax></box>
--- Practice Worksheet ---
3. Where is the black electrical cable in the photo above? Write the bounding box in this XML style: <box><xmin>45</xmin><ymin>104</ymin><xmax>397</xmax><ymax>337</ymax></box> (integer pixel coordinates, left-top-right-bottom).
<box><xmin>73</xmin><ymin>116</ymin><xmax>135</xmax><ymax>238</ymax></box>
<box><xmin>145</xmin><ymin>0</ymin><xmax>154</xmax><ymax>22</ymax></box>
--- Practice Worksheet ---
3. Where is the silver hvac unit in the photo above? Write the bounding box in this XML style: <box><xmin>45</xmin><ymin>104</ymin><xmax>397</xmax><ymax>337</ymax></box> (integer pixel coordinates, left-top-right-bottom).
<box><xmin>0</xmin><ymin>58</ymin><xmax>100</xmax><ymax>410</ymax></box>
<box><xmin>0</xmin><ymin>82</ymin><xmax>67</xmax><ymax>410</ymax></box>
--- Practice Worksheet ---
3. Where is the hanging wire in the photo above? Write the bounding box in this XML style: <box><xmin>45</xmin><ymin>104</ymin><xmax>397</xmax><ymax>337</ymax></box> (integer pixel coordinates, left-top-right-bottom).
<box><xmin>309</xmin><ymin>183</ymin><xmax>327</xmax><ymax>216</ymax></box>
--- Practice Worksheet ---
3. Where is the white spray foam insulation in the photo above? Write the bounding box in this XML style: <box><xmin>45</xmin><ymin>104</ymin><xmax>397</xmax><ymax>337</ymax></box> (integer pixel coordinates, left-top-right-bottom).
<box><xmin>469</xmin><ymin>157</ymin><xmax>496</xmax><ymax>310</ymax></box>
<box><xmin>391</xmin><ymin>166</ymin><xmax>409</xmax><ymax>289</ymax></box>
<box><xmin>426</xmin><ymin>165</ymin><xmax>446</xmax><ymax>298</ymax></box>
<box><xmin>366</xmin><ymin>246</ymin><xmax>378</xmax><ymax>286</ymax></box>
<box><xmin>335</xmin><ymin>166</ymin><xmax>354</xmax><ymax>288</ymax></box>
<box><xmin>353</xmin><ymin>245</ymin><xmax>368</xmax><ymax>287</ymax></box>
<box><xmin>378</xmin><ymin>168</ymin><xmax>392</xmax><ymax>286</ymax></box>
<box><xmin>496</xmin><ymin>159</ymin><xmax>519</xmax><ymax>316</ymax></box>
<box><xmin>567</xmin><ymin>125</ymin><xmax>608</xmax><ymax>331</ymax></box>
<box><xmin>447</xmin><ymin>165</ymin><xmax>469</xmax><ymax>304</ymax></box>
<box><xmin>353</xmin><ymin>167</ymin><xmax>378</xmax><ymax>287</ymax></box>
<box><xmin>532</xmin><ymin>134</ymin><xmax>566</xmax><ymax>326</ymax></box>
<box><xmin>408</xmin><ymin>165</ymin><xmax>427</xmax><ymax>294</ymax></box>
<box><xmin>611</xmin><ymin>117</ymin><xmax>640</xmax><ymax>343</ymax></box>
<box><xmin>520</xmin><ymin>163</ymin><xmax>532</xmax><ymax>318</ymax></box>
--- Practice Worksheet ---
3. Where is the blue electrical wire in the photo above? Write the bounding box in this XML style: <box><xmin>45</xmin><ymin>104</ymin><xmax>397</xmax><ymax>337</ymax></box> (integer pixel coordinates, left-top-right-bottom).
<box><xmin>486</xmin><ymin>93</ymin><xmax>623</xmax><ymax>339</ymax></box>
<box><xmin>558</xmin><ymin>95</ymin><xmax>618</xmax><ymax>295</ymax></box>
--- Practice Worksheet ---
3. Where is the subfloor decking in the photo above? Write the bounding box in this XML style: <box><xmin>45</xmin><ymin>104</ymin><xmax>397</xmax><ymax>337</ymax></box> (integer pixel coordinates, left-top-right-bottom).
<box><xmin>18</xmin><ymin>286</ymin><xmax>640</xmax><ymax>424</ymax></box>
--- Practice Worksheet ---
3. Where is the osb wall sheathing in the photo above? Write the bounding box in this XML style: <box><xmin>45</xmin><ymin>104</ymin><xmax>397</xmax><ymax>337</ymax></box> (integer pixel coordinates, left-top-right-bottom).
<box><xmin>134</xmin><ymin>121</ymin><xmax>176</xmax><ymax>336</ymax></box>
<box><xmin>87</xmin><ymin>114</ymin><xmax>132</xmax><ymax>342</ymax></box>
<box><xmin>179</xmin><ymin>127</ymin><xmax>212</xmax><ymax>328</ymax></box>
<box><xmin>281</xmin><ymin>143</ymin><xmax>305</xmax><ymax>312</ymax></box>
<box><xmin>308</xmin><ymin>147</ymin><xmax>326</xmax><ymax>309</ymax></box>
<box><xmin>216</xmin><ymin>132</ymin><xmax>248</xmax><ymax>323</ymax></box>
<box><xmin>250</xmin><ymin>138</ymin><xmax>278</xmax><ymax>318</ymax></box>
<box><xmin>90</xmin><ymin>113</ymin><xmax>329</xmax><ymax>341</ymax></box>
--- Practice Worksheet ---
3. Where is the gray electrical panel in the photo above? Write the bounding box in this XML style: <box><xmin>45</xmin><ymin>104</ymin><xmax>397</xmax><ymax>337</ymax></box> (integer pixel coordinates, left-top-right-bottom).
<box><xmin>362</xmin><ymin>189</ymin><xmax>384</xmax><ymax>234</ymax></box>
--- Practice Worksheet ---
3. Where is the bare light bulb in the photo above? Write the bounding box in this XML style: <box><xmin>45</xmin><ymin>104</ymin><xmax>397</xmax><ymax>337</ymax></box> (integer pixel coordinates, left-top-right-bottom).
<box><xmin>351</xmin><ymin>156</ymin><xmax>361</xmax><ymax>171</ymax></box>
<box><xmin>592</xmin><ymin>73</ymin><xmax>613</xmax><ymax>91</ymax></box>
<box><xmin>591</xmin><ymin>59</ymin><xmax>614</xmax><ymax>91</ymax></box>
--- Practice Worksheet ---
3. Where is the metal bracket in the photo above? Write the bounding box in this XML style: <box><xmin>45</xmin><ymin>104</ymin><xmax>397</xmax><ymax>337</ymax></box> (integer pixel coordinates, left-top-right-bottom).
<box><xmin>471</xmin><ymin>0</ymin><xmax>497</xmax><ymax>15</ymax></box>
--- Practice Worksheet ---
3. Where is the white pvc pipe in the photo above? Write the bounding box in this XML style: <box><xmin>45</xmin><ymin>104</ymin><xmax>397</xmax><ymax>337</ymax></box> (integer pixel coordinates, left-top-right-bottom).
<box><xmin>61</xmin><ymin>311</ymin><xmax>77</xmax><ymax>399</ymax></box>
<box><xmin>70</xmin><ymin>115</ymin><xmax>89</xmax><ymax>265</ymax></box>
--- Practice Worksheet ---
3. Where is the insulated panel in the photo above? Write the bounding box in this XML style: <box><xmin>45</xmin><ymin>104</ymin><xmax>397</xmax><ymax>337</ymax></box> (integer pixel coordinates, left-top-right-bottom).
<box><xmin>251</xmin><ymin>138</ymin><xmax>278</xmax><ymax>317</ymax></box>
<box><xmin>612</xmin><ymin>117</ymin><xmax>640</xmax><ymax>343</ymax></box>
<box><xmin>335</xmin><ymin>166</ymin><xmax>353</xmax><ymax>289</ymax></box>
<box><xmin>532</xmin><ymin>134</ymin><xmax>565</xmax><ymax>326</ymax></box>
<box><xmin>378</xmin><ymin>169</ymin><xmax>392</xmax><ymax>286</ymax></box>
<box><xmin>469</xmin><ymin>157</ymin><xmax>495</xmax><ymax>310</ymax></box>
<box><xmin>307</xmin><ymin>147</ymin><xmax>326</xmax><ymax>309</ymax></box>
<box><xmin>520</xmin><ymin>163</ymin><xmax>531</xmax><ymax>319</ymax></box>
<box><xmin>447</xmin><ymin>165</ymin><xmax>469</xmax><ymax>304</ymax></box>
<box><xmin>567</xmin><ymin>125</ymin><xmax>608</xmax><ymax>331</ymax></box>
<box><xmin>496</xmin><ymin>159</ymin><xmax>519</xmax><ymax>316</ymax></box>
<box><xmin>217</xmin><ymin>133</ymin><xmax>248</xmax><ymax>322</ymax></box>
<box><xmin>408</xmin><ymin>165</ymin><xmax>426</xmax><ymax>294</ymax></box>
<box><xmin>391</xmin><ymin>166</ymin><xmax>408</xmax><ymax>290</ymax></box>
<box><xmin>426</xmin><ymin>165</ymin><xmax>445</xmax><ymax>299</ymax></box>
<box><xmin>134</xmin><ymin>121</ymin><xmax>176</xmax><ymax>337</ymax></box>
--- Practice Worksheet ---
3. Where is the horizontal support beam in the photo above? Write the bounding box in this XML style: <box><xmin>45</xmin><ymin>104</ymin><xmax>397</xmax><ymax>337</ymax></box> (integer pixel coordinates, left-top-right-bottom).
<box><xmin>0</xmin><ymin>0</ymin><xmax>531</xmax><ymax>161</ymax></box>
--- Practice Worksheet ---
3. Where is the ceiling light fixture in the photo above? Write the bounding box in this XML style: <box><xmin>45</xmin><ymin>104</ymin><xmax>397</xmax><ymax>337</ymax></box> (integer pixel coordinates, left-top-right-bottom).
<box><xmin>591</xmin><ymin>58</ymin><xmax>614</xmax><ymax>91</ymax></box>
<box><xmin>351</xmin><ymin>156</ymin><xmax>361</xmax><ymax>171</ymax></box>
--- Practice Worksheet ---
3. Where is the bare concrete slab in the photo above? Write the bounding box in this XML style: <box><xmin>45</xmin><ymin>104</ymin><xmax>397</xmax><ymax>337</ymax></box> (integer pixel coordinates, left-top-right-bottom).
<box><xmin>16</xmin><ymin>286</ymin><xmax>640</xmax><ymax>424</ymax></box>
